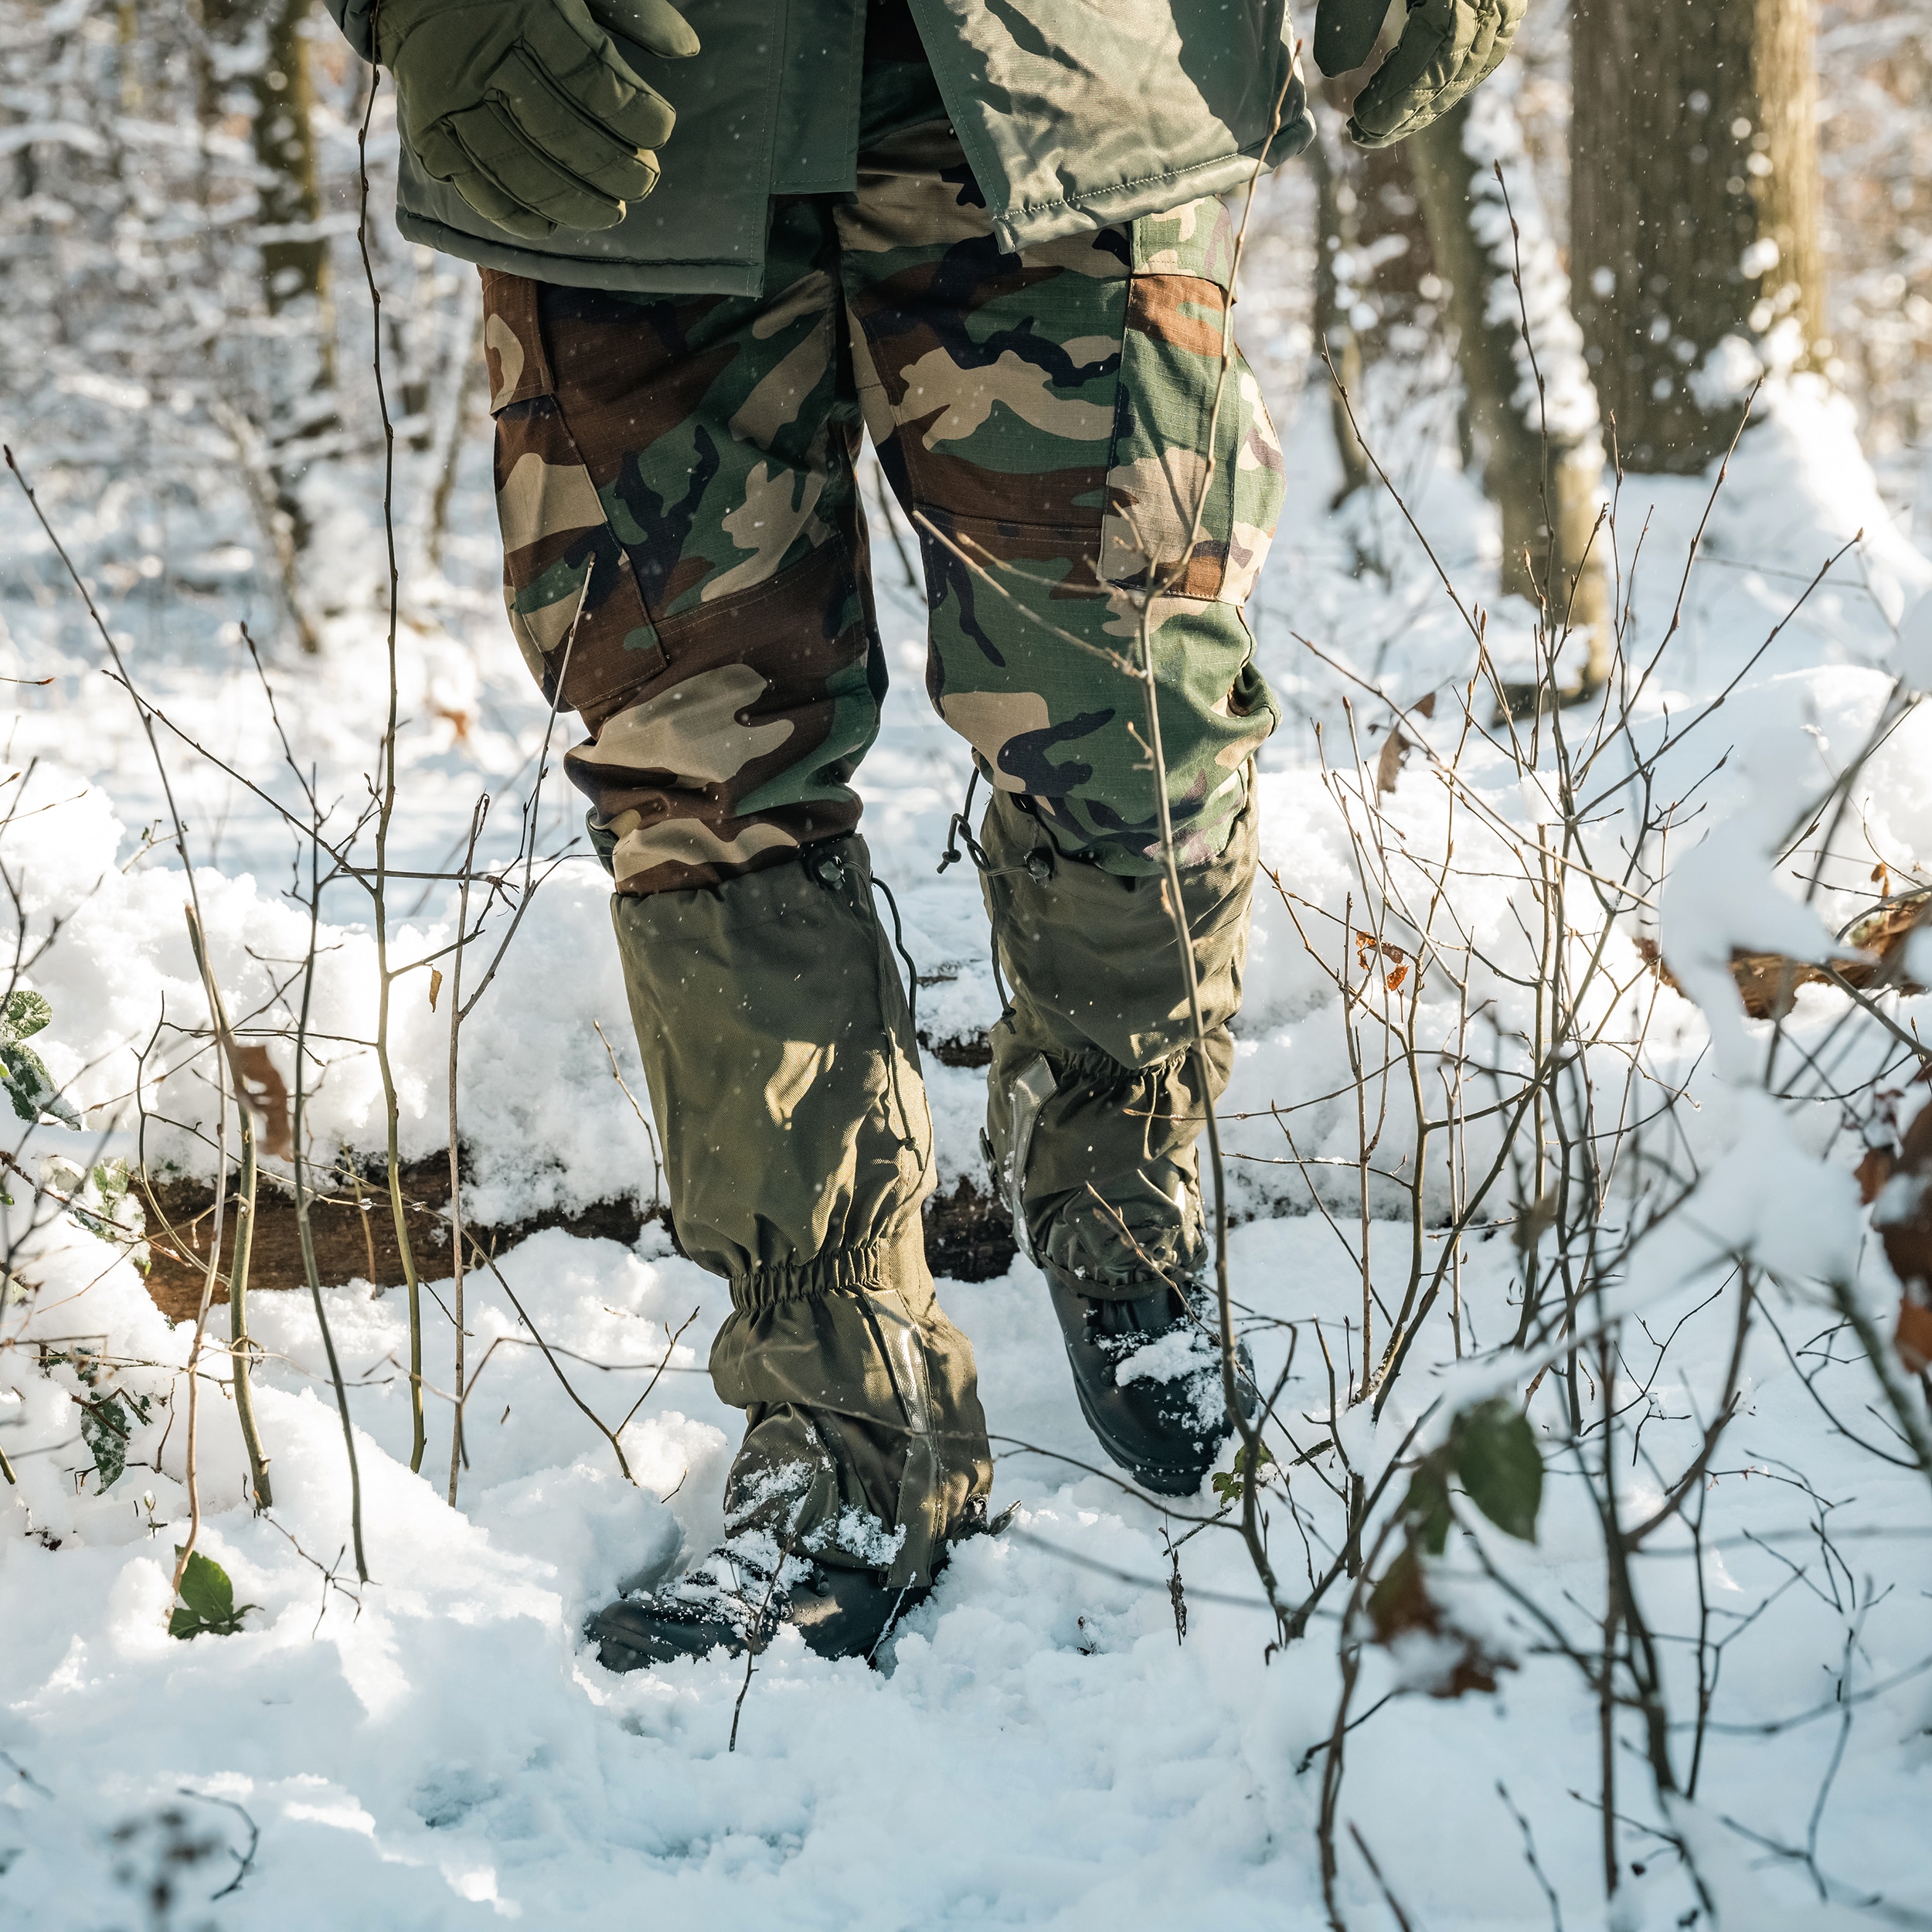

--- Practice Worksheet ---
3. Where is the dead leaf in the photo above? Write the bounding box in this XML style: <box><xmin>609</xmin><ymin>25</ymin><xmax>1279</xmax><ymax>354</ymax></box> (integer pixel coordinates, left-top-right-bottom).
<box><xmin>1876</xmin><ymin>1102</ymin><xmax>1932</xmax><ymax>1292</ymax></box>
<box><xmin>1855</xmin><ymin>1146</ymin><xmax>1896</xmax><ymax>1206</ymax></box>
<box><xmin>1897</xmin><ymin>1297</ymin><xmax>1932</xmax><ymax>1375</ymax></box>
<box><xmin>1368</xmin><ymin>1543</ymin><xmax>1434</xmax><ymax>1644</ymax></box>
<box><xmin>1355</xmin><ymin>932</ymin><xmax>1406</xmax><ymax>971</ymax></box>
<box><xmin>1367</xmin><ymin>1544</ymin><xmax>1511</xmax><ymax>1698</ymax></box>
<box><xmin>1386</xmin><ymin>963</ymin><xmax>1410</xmax><ymax>992</ymax></box>
<box><xmin>1636</xmin><ymin>889</ymin><xmax>1932</xmax><ymax>1021</ymax></box>
<box><xmin>228</xmin><ymin>1044</ymin><xmax>291</xmax><ymax>1162</ymax></box>
<box><xmin>1841</xmin><ymin>889</ymin><xmax>1932</xmax><ymax>971</ymax></box>
<box><xmin>429</xmin><ymin>701</ymin><xmax>473</xmax><ymax>745</ymax></box>
<box><xmin>1375</xmin><ymin>726</ymin><xmax>1411</xmax><ymax>797</ymax></box>
<box><xmin>429</xmin><ymin>967</ymin><xmax>444</xmax><ymax>1013</ymax></box>
<box><xmin>1415</xmin><ymin>691</ymin><xmax>1438</xmax><ymax>720</ymax></box>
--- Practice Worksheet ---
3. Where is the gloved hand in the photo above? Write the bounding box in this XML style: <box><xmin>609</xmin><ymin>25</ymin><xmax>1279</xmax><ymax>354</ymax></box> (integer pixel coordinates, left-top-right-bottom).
<box><xmin>1313</xmin><ymin>0</ymin><xmax>1524</xmax><ymax>148</ymax></box>
<box><xmin>377</xmin><ymin>0</ymin><xmax>700</xmax><ymax>240</ymax></box>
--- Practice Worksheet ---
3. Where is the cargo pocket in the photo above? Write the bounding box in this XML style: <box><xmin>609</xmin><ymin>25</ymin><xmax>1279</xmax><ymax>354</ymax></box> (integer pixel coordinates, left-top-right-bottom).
<box><xmin>481</xmin><ymin>269</ymin><xmax>667</xmax><ymax>726</ymax></box>
<box><xmin>1102</xmin><ymin>197</ymin><xmax>1286</xmax><ymax>603</ymax></box>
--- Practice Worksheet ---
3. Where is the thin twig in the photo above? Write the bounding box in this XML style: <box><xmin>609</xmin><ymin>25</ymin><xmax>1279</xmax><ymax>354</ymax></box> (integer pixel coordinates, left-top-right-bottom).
<box><xmin>729</xmin><ymin>1547</ymin><xmax>792</xmax><ymax>1753</ymax></box>
<box><xmin>447</xmin><ymin>795</ymin><xmax>487</xmax><ymax>1507</ymax></box>
<box><xmin>184</xmin><ymin>904</ymin><xmax>272</xmax><ymax>1511</ymax></box>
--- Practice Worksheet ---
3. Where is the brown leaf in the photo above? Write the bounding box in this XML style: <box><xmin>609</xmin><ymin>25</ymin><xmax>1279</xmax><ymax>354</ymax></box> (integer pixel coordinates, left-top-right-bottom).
<box><xmin>1841</xmin><ymin>889</ymin><xmax>1932</xmax><ymax>971</ymax></box>
<box><xmin>1636</xmin><ymin>896</ymin><xmax>1930</xmax><ymax>1019</ymax></box>
<box><xmin>1385</xmin><ymin>963</ymin><xmax>1410</xmax><ymax>992</ymax></box>
<box><xmin>1366</xmin><ymin>1543</ymin><xmax>1512</xmax><ymax>1698</ymax></box>
<box><xmin>229</xmin><ymin>1044</ymin><xmax>291</xmax><ymax>1162</ymax></box>
<box><xmin>1415</xmin><ymin>691</ymin><xmax>1438</xmax><ymax>720</ymax></box>
<box><xmin>1877</xmin><ymin>1103</ymin><xmax>1932</xmax><ymax>1291</ymax></box>
<box><xmin>429</xmin><ymin>967</ymin><xmax>444</xmax><ymax>1013</ymax></box>
<box><xmin>1727</xmin><ymin>952</ymin><xmax>1806</xmax><ymax>1021</ymax></box>
<box><xmin>1897</xmin><ymin>1297</ymin><xmax>1932</xmax><ymax>1376</ymax></box>
<box><xmin>1856</xmin><ymin>1146</ymin><xmax>1897</xmax><ymax>1206</ymax></box>
<box><xmin>1368</xmin><ymin>1544</ymin><xmax>1434</xmax><ymax>1644</ymax></box>
<box><xmin>1437</xmin><ymin>1651</ymin><xmax>1509</xmax><ymax>1698</ymax></box>
<box><xmin>1375</xmin><ymin>726</ymin><xmax>1411</xmax><ymax>797</ymax></box>
<box><xmin>1357</xmin><ymin>933</ymin><xmax>1406</xmax><ymax>972</ymax></box>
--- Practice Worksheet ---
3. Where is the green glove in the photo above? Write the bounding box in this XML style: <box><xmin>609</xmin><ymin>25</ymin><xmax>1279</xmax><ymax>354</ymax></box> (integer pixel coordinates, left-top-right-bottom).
<box><xmin>1313</xmin><ymin>0</ymin><xmax>1524</xmax><ymax>149</ymax></box>
<box><xmin>377</xmin><ymin>0</ymin><xmax>700</xmax><ymax>240</ymax></box>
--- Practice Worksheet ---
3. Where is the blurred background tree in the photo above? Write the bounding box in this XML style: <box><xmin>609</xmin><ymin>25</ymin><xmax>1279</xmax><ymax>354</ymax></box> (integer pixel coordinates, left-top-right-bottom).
<box><xmin>1570</xmin><ymin>0</ymin><xmax>1824</xmax><ymax>471</ymax></box>
<box><xmin>0</xmin><ymin>0</ymin><xmax>477</xmax><ymax>653</ymax></box>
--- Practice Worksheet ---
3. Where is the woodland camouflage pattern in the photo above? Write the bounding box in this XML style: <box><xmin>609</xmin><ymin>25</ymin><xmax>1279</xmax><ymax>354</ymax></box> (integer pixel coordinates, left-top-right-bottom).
<box><xmin>320</xmin><ymin>0</ymin><xmax>1525</xmax><ymax>1603</ymax></box>
<box><xmin>484</xmin><ymin>104</ymin><xmax>1285</xmax><ymax>891</ymax></box>
<box><xmin>462</xmin><ymin>38</ymin><xmax>1297</xmax><ymax>1578</ymax></box>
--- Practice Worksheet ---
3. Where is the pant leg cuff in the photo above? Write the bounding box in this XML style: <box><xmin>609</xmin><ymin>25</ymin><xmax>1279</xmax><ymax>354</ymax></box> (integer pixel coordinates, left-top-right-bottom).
<box><xmin>729</xmin><ymin>1233</ymin><xmax>906</xmax><ymax>1313</ymax></box>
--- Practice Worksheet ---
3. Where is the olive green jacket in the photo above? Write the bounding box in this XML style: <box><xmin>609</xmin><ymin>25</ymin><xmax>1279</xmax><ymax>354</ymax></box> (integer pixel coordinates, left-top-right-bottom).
<box><xmin>328</xmin><ymin>0</ymin><xmax>1313</xmax><ymax>294</ymax></box>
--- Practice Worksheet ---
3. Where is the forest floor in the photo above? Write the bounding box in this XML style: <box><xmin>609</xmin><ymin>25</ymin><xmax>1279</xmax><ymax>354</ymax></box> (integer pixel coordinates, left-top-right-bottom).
<box><xmin>1</xmin><ymin>360</ymin><xmax>1930</xmax><ymax>1929</ymax></box>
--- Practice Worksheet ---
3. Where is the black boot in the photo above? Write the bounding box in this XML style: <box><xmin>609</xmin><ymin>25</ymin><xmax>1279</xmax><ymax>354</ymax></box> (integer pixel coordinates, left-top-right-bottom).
<box><xmin>587</xmin><ymin>1533</ymin><xmax>929</xmax><ymax>1672</ymax></box>
<box><xmin>1046</xmin><ymin>1272</ymin><xmax>1257</xmax><ymax>1495</ymax></box>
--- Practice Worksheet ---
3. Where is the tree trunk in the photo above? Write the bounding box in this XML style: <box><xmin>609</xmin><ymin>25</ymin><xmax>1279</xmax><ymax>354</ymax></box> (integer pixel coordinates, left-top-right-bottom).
<box><xmin>1308</xmin><ymin>13</ymin><xmax>1440</xmax><ymax>514</ymax></box>
<box><xmin>1307</xmin><ymin>112</ymin><xmax>1374</xmax><ymax>505</ymax></box>
<box><xmin>117</xmin><ymin>0</ymin><xmax>143</xmax><ymax>114</ymax></box>
<box><xmin>1411</xmin><ymin>87</ymin><xmax>1610</xmax><ymax>684</ymax></box>
<box><xmin>254</xmin><ymin>0</ymin><xmax>333</xmax><ymax>351</ymax></box>
<box><xmin>1571</xmin><ymin>0</ymin><xmax>1823</xmax><ymax>473</ymax></box>
<box><xmin>203</xmin><ymin>0</ymin><xmax>333</xmax><ymax>349</ymax></box>
<box><xmin>205</xmin><ymin>0</ymin><xmax>334</xmax><ymax>645</ymax></box>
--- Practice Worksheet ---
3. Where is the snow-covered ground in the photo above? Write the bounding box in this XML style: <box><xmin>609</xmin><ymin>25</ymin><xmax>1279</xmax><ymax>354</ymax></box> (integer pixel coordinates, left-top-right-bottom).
<box><xmin>2</xmin><ymin>328</ymin><xmax>1930</xmax><ymax>1928</ymax></box>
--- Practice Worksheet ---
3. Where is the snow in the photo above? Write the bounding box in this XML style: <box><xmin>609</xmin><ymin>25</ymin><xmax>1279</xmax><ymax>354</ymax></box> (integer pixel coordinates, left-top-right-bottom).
<box><xmin>1891</xmin><ymin>589</ymin><xmax>1932</xmax><ymax>691</ymax></box>
<box><xmin>1656</xmin><ymin>726</ymin><xmax>1845</xmax><ymax>1083</ymax></box>
<box><xmin>2</xmin><ymin>310</ymin><xmax>1931</xmax><ymax>1929</ymax></box>
<box><xmin>1459</xmin><ymin>66</ymin><xmax>1603</xmax><ymax>447</ymax></box>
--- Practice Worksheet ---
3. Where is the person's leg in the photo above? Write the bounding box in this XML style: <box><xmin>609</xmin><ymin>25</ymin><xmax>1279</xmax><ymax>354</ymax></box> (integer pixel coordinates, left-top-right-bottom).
<box><xmin>838</xmin><ymin>128</ymin><xmax>1285</xmax><ymax>1488</ymax></box>
<box><xmin>479</xmin><ymin>198</ymin><xmax>990</xmax><ymax>1624</ymax></box>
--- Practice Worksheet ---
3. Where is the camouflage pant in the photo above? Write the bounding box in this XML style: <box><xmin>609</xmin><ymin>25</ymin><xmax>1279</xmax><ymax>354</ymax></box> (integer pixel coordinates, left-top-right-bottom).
<box><xmin>484</xmin><ymin>45</ymin><xmax>1283</xmax><ymax>1566</ymax></box>
<box><xmin>483</xmin><ymin>73</ymin><xmax>1284</xmax><ymax>889</ymax></box>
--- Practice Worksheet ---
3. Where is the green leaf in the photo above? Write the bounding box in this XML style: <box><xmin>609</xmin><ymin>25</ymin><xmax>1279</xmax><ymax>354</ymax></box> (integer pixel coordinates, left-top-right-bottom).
<box><xmin>76</xmin><ymin>1158</ymin><xmax>142</xmax><ymax>1250</ymax></box>
<box><xmin>1454</xmin><ymin>1398</ymin><xmax>1543</xmax><ymax>1542</ymax></box>
<box><xmin>168</xmin><ymin>1549</ymin><xmax>257</xmax><ymax>1639</ymax></box>
<box><xmin>1</xmin><ymin>990</ymin><xmax>51</xmax><ymax>1045</ymax></box>
<box><xmin>80</xmin><ymin>1394</ymin><xmax>131</xmax><ymax>1492</ymax></box>
<box><xmin>177</xmin><ymin>1549</ymin><xmax>235</xmax><ymax>1621</ymax></box>
<box><xmin>0</xmin><ymin>1042</ymin><xmax>79</xmax><ymax>1128</ymax></box>
<box><xmin>1403</xmin><ymin>1463</ymin><xmax>1455</xmax><ymax>1556</ymax></box>
<box><xmin>1</xmin><ymin>1043</ymin><xmax>49</xmax><ymax>1122</ymax></box>
<box><xmin>1209</xmin><ymin>1438</ymin><xmax>1276</xmax><ymax>1506</ymax></box>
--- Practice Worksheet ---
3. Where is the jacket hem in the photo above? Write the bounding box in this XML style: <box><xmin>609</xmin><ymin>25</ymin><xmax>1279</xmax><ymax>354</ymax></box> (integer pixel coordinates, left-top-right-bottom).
<box><xmin>989</xmin><ymin>114</ymin><xmax>1315</xmax><ymax>253</ymax></box>
<box><xmin>395</xmin><ymin>208</ymin><xmax>767</xmax><ymax>297</ymax></box>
